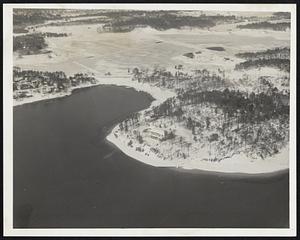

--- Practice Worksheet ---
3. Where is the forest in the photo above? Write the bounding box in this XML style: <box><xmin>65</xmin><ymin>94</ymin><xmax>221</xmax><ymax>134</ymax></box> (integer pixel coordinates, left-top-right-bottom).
<box><xmin>13</xmin><ymin>9</ymin><xmax>63</xmax><ymax>33</ymax></box>
<box><xmin>41</xmin><ymin>32</ymin><xmax>68</xmax><ymax>37</ymax></box>
<box><xmin>130</xmin><ymin>60</ymin><xmax>290</xmax><ymax>160</ymax></box>
<box><xmin>237</xmin><ymin>21</ymin><xmax>290</xmax><ymax>31</ymax></box>
<box><xmin>235</xmin><ymin>47</ymin><xmax>290</xmax><ymax>72</ymax></box>
<box><xmin>110</xmin><ymin>14</ymin><xmax>215</xmax><ymax>30</ymax></box>
<box><xmin>103</xmin><ymin>12</ymin><xmax>237</xmax><ymax>32</ymax></box>
<box><xmin>13</xmin><ymin>9</ymin><xmax>238</xmax><ymax>33</ymax></box>
<box><xmin>13</xmin><ymin>33</ymin><xmax>48</xmax><ymax>55</ymax></box>
<box><xmin>178</xmin><ymin>88</ymin><xmax>289</xmax><ymax>122</ymax></box>
<box><xmin>271</xmin><ymin>12</ymin><xmax>291</xmax><ymax>20</ymax></box>
<box><xmin>147</xmin><ymin>87</ymin><xmax>289</xmax><ymax>160</ymax></box>
<box><xmin>235</xmin><ymin>47</ymin><xmax>290</xmax><ymax>60</ymax></box>
<box><xmin>152</xmin><ymin>88</ymin><xmax>289</xmax><ymax>124</ymax></box>
<box><xmin>235</xmin><ymin>59</ymin><xmax>290</xmax><ymax>72</ymax></box>
<box><xmin>131</xmin><ymin>67</ymin><xmax>230</xmax><ymax>92</ymax></box>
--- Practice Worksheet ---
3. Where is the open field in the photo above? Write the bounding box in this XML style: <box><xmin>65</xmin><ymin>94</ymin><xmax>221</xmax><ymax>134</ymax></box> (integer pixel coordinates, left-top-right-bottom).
<box><xmin>14</xmin><ymin>22</ymin><xmax>289</xmax><ymax>77</ymax></box>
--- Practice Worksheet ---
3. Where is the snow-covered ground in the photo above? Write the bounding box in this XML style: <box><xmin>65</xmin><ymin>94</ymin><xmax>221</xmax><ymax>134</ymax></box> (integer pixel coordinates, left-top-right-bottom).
<box><xmin>13</xmin><ymin>20</ymin><xmax>290</xmax><ymax>174</ymax></box>
<box><xmin>107</xmin><ymin>129</ymin><xmax>289</xmax><ymax>174</ymax></box>
<box><xmin>106</xmin><ymin>92</ymin><xmax>289</xmax><ymax>174</ymax></box>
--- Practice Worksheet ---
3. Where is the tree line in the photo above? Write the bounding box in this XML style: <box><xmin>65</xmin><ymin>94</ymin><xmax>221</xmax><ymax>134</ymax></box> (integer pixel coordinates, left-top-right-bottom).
<box><xmin>272</xmin><ymin>12</ymin><xmax>291</xmax><ymax>20</ymax></box>
<box><xmin>151</xmin><ymin>88</ymin><xmax>289</xmax><ymax>125</ymax></box>
<box><xmin>237</xmin><ymin>21</ymin><xmax>290</xmax><ymax>31</ymax></box>
<box><xmin>13</xmin><ymin>9</ymin><xmax>63</xmax><ymax>33</ymax></box>
<box><xmin>41</xmin><ymin>32</ymin><xmax>68</xmax><ymax>38</ymax></box>
<box><xmin>235</xmin><ymin>58</ymin><xmax>290</xmax><ymax>72</ymax></box>
<box><xmin>178</xmin><ymin>88</ymin><xmax>289</xmax><ymax>124</ymax></box>
<box><xmin>103</xmin><ymin>12</ymin><xmax>237</xmax><ymax>32</ymax></box>
<box><xmin>235</xmin><ymin>47</ymin><xmax>290</xmax><ymax>60</ymax></box>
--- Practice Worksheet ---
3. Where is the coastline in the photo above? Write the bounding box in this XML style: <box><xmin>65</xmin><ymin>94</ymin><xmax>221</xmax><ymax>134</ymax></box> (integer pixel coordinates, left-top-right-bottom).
<box><xmin>100</xmin><ymin>77</ymin><xmax>289</xmax><ymax>175</ymax></box>
<box><xmin>13</xmin><ymin>82</ymin><xmax>102</xmax><ymax>107</ymax></box>
<box><xmin>14</xmin><ymin>73</ymin><xmax>289</xmax><ymax>175</ymax></box>
<box><xmin>106</xmin><ymin>125</ymin><xmax>289</xmax><ymax>175</ymax></box>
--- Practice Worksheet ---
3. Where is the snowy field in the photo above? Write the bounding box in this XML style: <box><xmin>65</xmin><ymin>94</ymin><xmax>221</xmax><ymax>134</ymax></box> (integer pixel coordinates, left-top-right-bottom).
<box><xmin>14</xmin><ymin>22</ymin><xmax>289</xmax><ymax>76</ymax></box>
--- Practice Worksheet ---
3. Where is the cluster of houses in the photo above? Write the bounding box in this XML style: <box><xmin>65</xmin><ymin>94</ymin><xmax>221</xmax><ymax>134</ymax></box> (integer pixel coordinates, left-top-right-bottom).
<box><xmin>13</xmin><ymin>67</ymin><xmax>97</xmax><ymax>100</ymax></box>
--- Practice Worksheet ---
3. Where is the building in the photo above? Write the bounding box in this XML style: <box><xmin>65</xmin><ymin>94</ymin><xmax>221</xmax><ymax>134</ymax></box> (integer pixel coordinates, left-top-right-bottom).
<box><xmin>143</xmin><ymin>127</ymin><xmax>166</xmax><ymax>141</ymax></box>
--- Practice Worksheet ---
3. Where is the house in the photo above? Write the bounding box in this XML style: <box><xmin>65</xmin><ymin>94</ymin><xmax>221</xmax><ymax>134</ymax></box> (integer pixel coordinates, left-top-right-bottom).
<box><xmin>143</xmin><ymin>127</ymin><xmax>166</xmax><ymax>141</ymax></box>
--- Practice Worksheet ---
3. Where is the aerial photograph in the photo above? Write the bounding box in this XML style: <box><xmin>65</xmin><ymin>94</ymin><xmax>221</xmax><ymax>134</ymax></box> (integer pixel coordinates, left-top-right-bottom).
<box><xmin>11</xmin><ymin>6</ymin><xmax>291</xmax><ymax>230</ymax></box>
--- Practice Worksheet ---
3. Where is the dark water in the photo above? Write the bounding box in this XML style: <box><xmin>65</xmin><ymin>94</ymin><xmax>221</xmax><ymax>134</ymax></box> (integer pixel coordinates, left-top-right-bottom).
<box><xmin>13</xmin><ymin>85</ymin><xmax>289</xmax><ymax>228</ymax></box>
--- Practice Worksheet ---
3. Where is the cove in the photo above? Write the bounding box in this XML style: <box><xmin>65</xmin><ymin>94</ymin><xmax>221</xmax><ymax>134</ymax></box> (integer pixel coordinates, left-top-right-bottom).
<box><xmin>13</xmin><ymin>84</ymin><xmax>289</xmax><ymax>228</ymax></box>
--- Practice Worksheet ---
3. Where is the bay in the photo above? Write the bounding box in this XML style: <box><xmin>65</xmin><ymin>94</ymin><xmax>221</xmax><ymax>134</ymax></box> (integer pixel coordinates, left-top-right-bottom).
<box><xmin>13</xmin><ymin>85</ymin><xmax>289</xmax><ymax>228</ymax></box>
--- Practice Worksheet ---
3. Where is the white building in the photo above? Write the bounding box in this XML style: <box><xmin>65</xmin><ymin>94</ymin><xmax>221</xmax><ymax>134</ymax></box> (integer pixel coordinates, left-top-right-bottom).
<box><xmin>143</xmin><ymin>127</ymin><xmax>165</xmax><ymax>141</ymax></box>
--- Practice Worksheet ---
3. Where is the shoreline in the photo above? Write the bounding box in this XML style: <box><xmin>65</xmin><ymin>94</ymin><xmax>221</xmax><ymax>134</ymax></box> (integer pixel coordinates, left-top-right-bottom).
<box><xmin>13</xmin><ymin>82</ymin><xmax>104</xmax><ymax>107</ymax></box>
<box><xmin>106</xmin><ymin>126</ymin><xmax>289</xmax><ymax>175</ymax></box>
<box><xmin>107</xmin><ymin>125</ymin><xmax>289</xmax><ymax>177</ymax></box>
<box><xmin>14</xmin><ymin>73</ymin><xmax>289</xmax><ymax>175</ymax></box>
<box><xmin>172</xmin><ymin>166</ymin><xmax>289</xmax><ymax>178</ymax></box>
<box><xmin>102</xmin><ymin>78</ymin><xmax>289</xmax><ymax>175</ymax></box>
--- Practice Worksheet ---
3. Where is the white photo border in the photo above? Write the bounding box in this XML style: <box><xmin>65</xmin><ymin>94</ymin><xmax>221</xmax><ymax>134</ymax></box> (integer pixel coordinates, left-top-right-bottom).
<box><xmin>3</xmin><ymin>3</ymin><xmax>297</xmax><ymax>237</ymax></box>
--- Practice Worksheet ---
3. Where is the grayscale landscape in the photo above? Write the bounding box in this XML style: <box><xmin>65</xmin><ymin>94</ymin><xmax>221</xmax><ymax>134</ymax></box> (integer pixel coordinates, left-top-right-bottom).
<box><xmin>13</xmin><ymin>8</ymin><xmax>290</xmax><ymax>228</ymax></box>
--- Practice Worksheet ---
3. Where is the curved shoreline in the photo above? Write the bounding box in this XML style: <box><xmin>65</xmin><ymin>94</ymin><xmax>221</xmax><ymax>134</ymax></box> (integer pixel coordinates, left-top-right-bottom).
<box><xmin>106</xmin><ymin>127</ymin><xmax>289</xmax><ymax>175</ymax></box>
<box><xmin>107</xmin><ymin>126</ymin><xmax>289</xmax><ymax>176</ymax></box>
<box><xmin>14</xmin><ymin>74</ymin><xmax>289</xmax><ymax>175</ymax></box>
<box><xmin>102</xmin><ymin>78</ymin><xmax>289</xmax><ymax>175</ymax></box>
